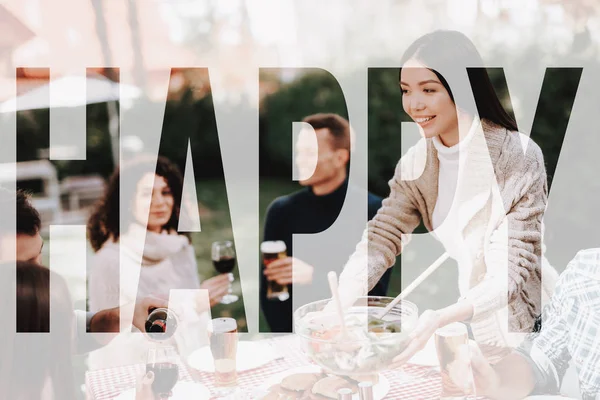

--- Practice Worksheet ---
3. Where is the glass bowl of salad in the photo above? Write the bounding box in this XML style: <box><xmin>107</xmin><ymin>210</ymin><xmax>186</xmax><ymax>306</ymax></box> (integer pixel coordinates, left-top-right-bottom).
<box><xmin>294</xmin><ymin>296</ymin><xmax>418</xmax><ymax>376</ymax></box>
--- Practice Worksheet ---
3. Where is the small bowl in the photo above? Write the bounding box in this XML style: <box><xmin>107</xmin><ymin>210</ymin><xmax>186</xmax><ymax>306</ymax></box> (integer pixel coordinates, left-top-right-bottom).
<box><xmin>294</xmin><ymin>296</ymin><xmax>418</xmax><ymax>376</ymax></box>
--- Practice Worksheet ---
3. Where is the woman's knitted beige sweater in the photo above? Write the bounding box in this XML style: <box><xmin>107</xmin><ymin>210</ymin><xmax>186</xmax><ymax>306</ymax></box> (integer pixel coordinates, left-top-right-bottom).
<box><xmin>338</xmin><ymin>119</ymin><xmax>548</xmax><ymax>339</ymax></box>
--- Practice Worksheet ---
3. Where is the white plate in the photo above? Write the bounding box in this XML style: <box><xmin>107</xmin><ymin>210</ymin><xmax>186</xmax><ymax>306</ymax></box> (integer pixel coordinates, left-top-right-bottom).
<box><xmin>115</xmin><ymin>381</ymin><xmax>210</xmax><ymax>400</ymax></box>
<box><xmin>187</xmin><ymin>341</ymin><xmax>278</xmax><ymax>372</ymax></box>
<box><xmin>254</xmin><ymin>365</ymin><xmax>390</xmax><ymax>400</ymax></box>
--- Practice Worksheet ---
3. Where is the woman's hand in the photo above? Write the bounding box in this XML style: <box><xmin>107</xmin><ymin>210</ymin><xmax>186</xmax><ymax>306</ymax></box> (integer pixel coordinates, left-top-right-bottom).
<box><xmin>389</xmin><ymin>300</ymin><xmax>474</xmax><ymax>369</ymax></box>
<box><xmin>389</xmin><ymin>309</ymin><xmax>441</xmax><ymax>369</ymax></box>
<box><xmin>135</xmin><ymin>371</ymin><xmax>158</xmax><ymax>400</ymax></box>
<box><xmin>200</xmin><ymin>274</ymin><xmax>231</xmax><ymax>306</ymax></box>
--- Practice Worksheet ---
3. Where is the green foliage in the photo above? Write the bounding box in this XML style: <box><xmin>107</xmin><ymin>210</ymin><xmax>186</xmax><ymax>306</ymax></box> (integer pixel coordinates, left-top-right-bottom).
<box><xmin>260</xmin><ymin>65</ymin><xmax>576</xmax><ymax>197</ymax></box>
<box><xmin>366</xmin><ymin>68</ymin><xmax>408</xmax><ymax>196</ymax></box>
<box><xmin>10</xmin><ymin>52</ymin><xmax>585</xmax><ymax>196</ymax></box>
<box><xmin>158</xmin><ymin>90</ymin><xmax>223</xmax><ymax>178</ymax></box>
<box><xmin>485</xmin><ymin>66</ymin><xmax>581</xmax><ymax>191</ymax></box>
<box><xmin>15</xmin><ymin>104</ymin><xmax>119</xmax><ymax>180</ymax></box>
<box><xmin>259</xmin><ymin>69</ymin><xmax>349</xmax><ymax>176</ymax></box>
<box><xmin>528</xmin><ymin>68</ymin><xmax>581</xmax><ymax>189</ymax></box>
<box><xmin>69</xmin><ymin>104</ymin><xmax>115</xmax><ymax>179</ymax></box>
<box><xmin>16</xmin><ymin>110</ymin><xmax>49</xmax><ymax>162</ymax></box>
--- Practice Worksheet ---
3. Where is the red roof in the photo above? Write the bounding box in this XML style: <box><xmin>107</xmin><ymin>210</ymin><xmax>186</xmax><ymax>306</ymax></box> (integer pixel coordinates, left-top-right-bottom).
<box><xmin>4</xmin><ymin>0</ymin><xmax>198</xmax><ymax>75</ymax></box>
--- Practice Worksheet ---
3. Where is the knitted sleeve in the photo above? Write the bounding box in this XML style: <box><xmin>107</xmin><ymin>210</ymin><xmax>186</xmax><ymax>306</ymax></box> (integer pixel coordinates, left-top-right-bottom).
<box><xmin>465</xmin><ymin>141</ymin><xmax>547</xmax><ymax>326</ymax></box>
<box><xmin>337</xmin><ymin>147</ymin><xmax>423</xmax><ymax>306</ymax></box>
<box><xmin>365</xmin><ymin>161</ymin><xmax>424</xmax><ymax>287</ymax></box>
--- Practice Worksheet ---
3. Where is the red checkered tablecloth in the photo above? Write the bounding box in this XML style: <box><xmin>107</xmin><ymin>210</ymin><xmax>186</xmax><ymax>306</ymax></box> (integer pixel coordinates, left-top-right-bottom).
<box><xmin>85</xmin><ymin>335</ymin><xmax>470</xmax><ymax>399</ymax></box>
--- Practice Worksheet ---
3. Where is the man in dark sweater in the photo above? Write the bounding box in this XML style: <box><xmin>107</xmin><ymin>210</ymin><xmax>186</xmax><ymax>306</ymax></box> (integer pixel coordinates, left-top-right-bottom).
<box><xmin>261</xmin><ymin>113</ymin><xmax>393</xmax><ymax>332</ymax></box>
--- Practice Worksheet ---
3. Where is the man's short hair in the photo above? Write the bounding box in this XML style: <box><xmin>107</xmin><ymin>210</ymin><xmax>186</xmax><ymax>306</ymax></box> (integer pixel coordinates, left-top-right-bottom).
<box><xmin>0</xmin><ymin>188</ymin><xmax>41</xmax><ymax>235</ymax></box>
<box><xmin>302</xmin><ymin>113</ymin><xmax>351</xmax><ymax>154</ymax></box>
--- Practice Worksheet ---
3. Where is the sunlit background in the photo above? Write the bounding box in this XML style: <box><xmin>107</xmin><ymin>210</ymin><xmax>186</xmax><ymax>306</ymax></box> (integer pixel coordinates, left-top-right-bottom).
<box><xmin>0</xmin><ymin>0</ymin><xmax>596</xmax><ymax>396</ymax></box>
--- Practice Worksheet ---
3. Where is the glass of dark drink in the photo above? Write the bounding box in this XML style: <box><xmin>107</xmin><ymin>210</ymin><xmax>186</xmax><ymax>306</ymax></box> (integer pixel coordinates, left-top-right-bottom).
<box><xmin>146</xmin><ymin>345</ymin><xmax>179</xmax><ymax>398</ymax></box>
<box><xmin>261</xmin><ymin>241</ymin><xmax>290</xmax><ymax>301</ymax></box>
<box><xmin>211</xmin><ymin>241</ymin><xmax>239</xmax><ymax>304</ymax></box>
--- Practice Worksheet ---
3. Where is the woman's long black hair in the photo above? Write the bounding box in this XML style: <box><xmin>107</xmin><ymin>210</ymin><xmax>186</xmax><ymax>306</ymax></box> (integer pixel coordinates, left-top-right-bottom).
<box><xmin>400</xmin><ymin>30</ymin><xmax>518</xmax><ymax>132</ymax></box>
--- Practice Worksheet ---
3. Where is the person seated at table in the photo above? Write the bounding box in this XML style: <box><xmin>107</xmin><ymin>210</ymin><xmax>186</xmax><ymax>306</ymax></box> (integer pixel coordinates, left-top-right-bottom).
<box><xmin>86</xmin><ymin>155</ymin><xmax>228</xmax><ymax>368</ymax></box>
<box><xmin>0</xmin><ymin>260</ymin><xmax>77</xmax><ymax>399</ymax></box>
<box><xmin>261</xmin><ymin>113</ymin><xmax>393</xmax><ymax>332</ymax></box>
<box><xmin>0</xmin><ymin>261</ymin><xmax>161</xmax><ymax>400</ymax></box>
<box><xmin>0</xmin><ymin>188</ymin><xmax>168</xmax><ymax>354</ymax></box>
<box><xmin>466</xmin><ymin>248</ymin><xmax>600</xmax><ymax>399</ymax></box>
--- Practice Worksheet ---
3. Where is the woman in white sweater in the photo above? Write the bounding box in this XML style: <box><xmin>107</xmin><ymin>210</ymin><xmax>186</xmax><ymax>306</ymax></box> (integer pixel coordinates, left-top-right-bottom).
<box><xmin>86</xmin><ymin>156</ymin><xmax>229</xmax><ymax>368</ymax></box>
<box><xmin>336</xmin><ymin>30</ymin><xmax>558</xmax><ymax>364</ymax></box>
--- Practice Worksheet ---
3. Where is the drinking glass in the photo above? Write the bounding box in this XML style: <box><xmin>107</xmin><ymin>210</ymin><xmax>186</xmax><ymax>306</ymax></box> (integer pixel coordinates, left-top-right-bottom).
<box><xmin>211</xmin><ymin>241</ymin><xmax>239</xmax><ymax>304</ymax></box>
<box><xmin>435</xmin><ymin>323</ymin><xmax>476</xmax><ymax>399</ymax></box>
<box><xmin>146</xmin><ymin>345</ymin><xmax>179</xmax><ymax>399</ymax></box>
<box><xmin>261</xmin><ymin>240</ymin><xmax>290</xmax><ymax>301</ymax></box>
<box><xmin>209</xmin><ymin>317</ymin><xmax>239</xmax><ymax>395</ymax></box>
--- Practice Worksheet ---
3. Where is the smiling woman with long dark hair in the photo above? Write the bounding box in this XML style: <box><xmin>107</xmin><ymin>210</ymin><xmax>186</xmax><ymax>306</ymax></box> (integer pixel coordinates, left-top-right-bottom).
<box><xmin>336</xmin><ymin>30</ymin><xmax>557</xmax><ymax>364</ymax></box>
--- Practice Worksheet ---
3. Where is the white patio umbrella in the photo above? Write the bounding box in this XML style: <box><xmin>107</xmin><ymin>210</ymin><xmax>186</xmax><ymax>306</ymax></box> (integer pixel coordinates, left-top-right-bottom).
<box><xmin>0</xmin><ymin>74</ymin><xmax>141</xmax><ymax>112</ymax></box>
<box><xmin>0</xmin><ymin>74</ymin><xmax>142</xmax><ymax>166</ymax></box>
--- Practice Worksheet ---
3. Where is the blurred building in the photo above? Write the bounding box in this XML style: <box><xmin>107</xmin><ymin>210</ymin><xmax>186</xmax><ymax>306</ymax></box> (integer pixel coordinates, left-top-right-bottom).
<box><xmin>0</xmin><ymin>0</ymin><xmax>200</xmax><ymax>101</ymax></box>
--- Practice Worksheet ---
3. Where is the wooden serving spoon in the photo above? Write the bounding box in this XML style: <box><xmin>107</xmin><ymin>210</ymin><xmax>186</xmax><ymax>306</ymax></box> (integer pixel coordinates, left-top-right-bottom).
<box><xmin>377</xmin><ymin>252</ymin><xmax>450</xmax><ymax>320</ymax></box>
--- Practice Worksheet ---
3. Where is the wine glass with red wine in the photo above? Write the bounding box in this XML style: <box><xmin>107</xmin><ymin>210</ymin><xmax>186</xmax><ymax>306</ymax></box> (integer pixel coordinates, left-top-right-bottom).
<box><xmin>146</xmin><ymin>345</ymin><xmax>179</xmax><ymax>398</ymax></box>
<box><xmin>211</xmin><ymin>241</ymin><xmax>239</xmax><ymax>304</ymax></box>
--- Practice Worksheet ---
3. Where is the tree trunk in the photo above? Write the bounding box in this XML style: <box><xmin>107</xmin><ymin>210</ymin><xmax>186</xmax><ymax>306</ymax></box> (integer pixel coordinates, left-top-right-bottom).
<box><xmin>90</xmin><ymin>0</ymin><xmax>120</xmax><ymax>168</ymax></box>
<box><xmin>126</xmin><ymin>0</ymin><xmax>147</xmax><ymax>91</ymax></box>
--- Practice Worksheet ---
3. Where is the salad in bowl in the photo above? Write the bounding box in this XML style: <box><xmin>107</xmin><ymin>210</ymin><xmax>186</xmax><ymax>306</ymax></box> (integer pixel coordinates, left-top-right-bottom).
<box><xmin>294</xmin><ymin>296</ymin><xmax>418</xmax><ymax>376</ymax></box>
